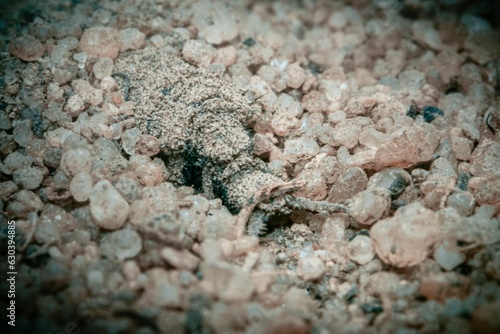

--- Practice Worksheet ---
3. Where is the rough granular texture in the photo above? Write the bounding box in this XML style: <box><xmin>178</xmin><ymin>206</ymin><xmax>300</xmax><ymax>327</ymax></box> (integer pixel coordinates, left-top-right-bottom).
<box><xmin>114</xmin><ymin>50</ymin><xmax>277</xmax><ymax>212</ymax></box>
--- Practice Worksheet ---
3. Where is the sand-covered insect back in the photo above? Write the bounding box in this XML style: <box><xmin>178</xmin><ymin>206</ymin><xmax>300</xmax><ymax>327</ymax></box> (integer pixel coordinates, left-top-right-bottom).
<box><xmin>114</xmin><ymin>50</ymin><xmax>282</xmax><ymax>214</ymax></box>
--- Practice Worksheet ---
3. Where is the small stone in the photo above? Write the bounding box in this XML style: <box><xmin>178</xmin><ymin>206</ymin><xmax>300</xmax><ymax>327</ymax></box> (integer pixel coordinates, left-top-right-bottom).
<box><xmin>293</xmin><ymin>169</ymin><xmax>328</xmax><ymax>200</ymax></box>
<box><xmin>359</xmin><ymin>127</ymin><xmax>386</xmax><ymax>149</ymax></box>
<box><xmin>200</xmin><ymin>262</ymin><xmax>254</xmax><ymax>303</ymax></box>
<box><xmin>468</xmin><ymin>175</ymin><xmax>500</xmax><ymax>206</ymax></box>
<box><xmin>192</xmin><ymin>1</ymin><xmax>240</xmax><ymax>45</ymax></box>
<box><xmin>347</xmin><ymin>188</ymin><xmax>391</xmax><ymax>226</ymax></box>
<box><xmin>46</xmin><ymin>83</ymin><xmax>64</xmax><ymax>103</ymax></box>
<box><xmin>71</xmin><ymin>79</ymin><xmax>103</xmax><ymax>106</ymax></box>
<box><xmin>371</xmin><ymin>205</ymin><xmax>442</xmax><ymax>268</ymax></box>
<box><xmin>100</xmin><ymin>228</ymin><xmax>142</xmax><ymax>261</ymax></box>
<box><xmin>1</xmin><ymin>151</ymin><xmax>33</xmax><ymax>175</ymax></box>
<box><xmin>348</xmin><ymin>235</ymin><xmax>375</xmax><ymax>265</ymax></box>
<box><xmin>119</xmin><ymin>28</ymin><xmax>146</xmax><ymax>52</ymax></box>
<box><xmin>136</xmin><ymin>135</ymin><xmax>160</xmax><ymax>157</ymax></box>
<box><xmin>93</xmin><ymin>138</ymin><xmax>129</xmax><ymax>175</ymax></box>
<box><xmin>297</xmin><ymin>252</ymin><xmax>325</xmax><ymax>281</ymax></box>
<box><xmin>93</xmin><ymin>57</ymin><xmax>113</xmax><ymax>79</ymax></box>
<box><xmin>130</xmin><ymin>155</ymin><xmax>164</xmax><ymax>187</ymax></box>
<box><xmin>328</xmin><ymin>11</ymin><xmax>348</xmax><ymax>30</ymax></box>
<box><xmin>420</xmin><ymin>272</ymin><xmax>470</xmax><ymax>302</ymax></box>
<box><xmin>7</xmin><ymin>190</ymin><xmax>44</xmax><ymax>216</ymax></box>
<box><xmin>199</xmin><ymin>238</ymin><xmax>223</xmax><ymax>263</ymax></box>
<box><xmin>69</xmin><ymin>172</ymin><xmax>93</xmax><ymax>202</ymax></box>
<box><xmin>9</xmin><ymin>34</ymin><xmax>46</xmax><ymax>61</ymax></box>
<box><xmin>34</xmin><ymin>216</ymin><xmax>60</xmax><ymax>245</ymax></box>
<box><xmin>78</xmin><ymin>27</ymin><xmax>120</xmax><ymax>59</ymax></box>
<box><xmin>161</xmin><ymin>247</ymin><xmax>200</xmax><ymax>271</ymax></box>
<box><xmin>367</xmin><ymin>167</ymin><xmax>411</xmax><ymax>198</ymax></box>
<box><xmin>140</xmin><ymin>268</ymin><xmax>181</xmax><ymax>308</ymax></box>
<box><xmin>13</xmin><ymin>167</ymin><xmax>44</xmax><ymax>190</ymax></box>
<box><xmin>464</xmin><ymin>30</ymin><xmax>500</xmax><ymax>65</ymax></box>
<box><xmin>283</xmin><ymin>136</ymin><xmax>319</xmax><ymax>163</ymax></box>
<box><xmin>375</xmin><ymin>124</ymin><xmax>439</xmax><ymax>170</ymax></box>
<box><xmin>121</xmin><ymin>128</ymin><xmax>141</xmax><ymax>155</ymax></box>
<box><xmin>328</xmin><ymin>167</ymin><xmax>368</xmax><ymax>203</ymax></box>
<box><xmin>433</xmin><ymin>240</ymin><xmax>466</xmax><ymax>271</ymax></box>
<box><xmin>0</xmin><ymin>181</ymin><xmax>18</xmax><ymax>200</ymax></box>
<box><xmin>114</xmin><ymin>175</ymin><xmax>141</xmax><ymax>203</ymax></box>
<box><xmin>422</xmin><ymin>106</ymin><xmax>444</xmax><ymax>122</ymax></box>
<box><xmin>213</xmin><ymin>45</ymin><xmax>237</xmax><ymax>67</ymax></box>
<box><xmin>60</xmin><ymin>148</ymin><xmax>92</xmax><ymax>177</ymax></box>
<box><xmin>319</xmin><ymin>216</ymin><xmax>346</xmax><ymax>248</ymax></box>
<box><xmin>330</xmin><ymin>119</ymin><xmax>363</xmax><ymax>149</ymax></box>
<box><xmin>470</xmin><ymin>140</ymin><xmax>500</xmax><ymax>177</ymax></box>
<box><xmin>13</xmin><ymin>120</ymin><xmax>34</xmax><ymax>147</ymax></box>
<box><xmin>412</xmin><ymin>20</ymin><xmax>442</xmax><ymax>51</ymax></box>
<box><xmin>446</xmin><ymin>191</ymin><xmax>475</xmax><ymax>216</ymax></box>
<box><xmin>271</xmin><ymin>93</ymin><xmax>302</xmax><ymax>136</ymax></box>
<box><xmin>89</xmin><ymin>180</ymin><xmax>130</xmax><ymax>230</ymax></box>
<box><xmin>182</xmin><ymin>39</ymin><xmax>214</xmax><ymax>68</ymax></box>
<box><xmin>64</xmin><ymin>94</ymin><xmax>85</xmax><ymax>118</ymax></box>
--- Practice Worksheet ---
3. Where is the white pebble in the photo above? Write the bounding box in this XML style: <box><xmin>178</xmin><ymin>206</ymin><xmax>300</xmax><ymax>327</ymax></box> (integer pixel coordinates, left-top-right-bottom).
<box><xmin>433</xmin><ymin>241</ymin><xmax>466</xmax><ymax>271</ymax></box>
<box><xmin>90</xmin><ymin>180</ymin><xmax>130</xmax><ymax>230</ymax></box>
<box><xmin>348</xmin><ymin>235</ymin><xmax>375</xmax><ymax>265</ymax></box>
<box><xmin>69</xmin><ymin>172</ymin><xmax>93</xmax><ymax>202</ymax></box>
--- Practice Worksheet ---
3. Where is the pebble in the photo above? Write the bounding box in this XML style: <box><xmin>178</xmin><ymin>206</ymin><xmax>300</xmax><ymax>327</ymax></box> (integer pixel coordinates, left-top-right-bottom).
<box><xmin>7</xmin><ymin>190</ymin><xmax>43</xmax><ymax>216</ymax></box>
<box><xmin>368</xmin><ymin>168</ymin><xmax>411</xmax><ymax>198</ymax></box>
<box><xmin>1</xmin><ymin>151</ymin><xmax>33</xmax><ymax>175</ymax></box>
<box><xmin>375</xmin><ymin>124</ymin><xmax>439</xmax><ymax>170</ymax></box>
<box><xmin>160</xmin><ymin>247</ymin><xmax>200</xmax><ymax>271</ymax></box>
<box><xmin>182</xmin><ymin>39</ymin><xmax>214</xmax><ymax>68</ymax></box>
<box><xmin>9</xmin><ymin>34</ymin><xmax>46</xmax><ymax>61</ymax></box>
<box><xmin>119</xmin><ymin>28</ymin><xmax>146</xmax><ymax>52</ymax></box>
<box><xmin>78</xmin><ymin>27</ymin><xmax>120</xmax><ymax>59</ymax></box>
<box><xmin>328</xmin><ymin>167</ymin><xmax>368</xmax><ymax>203</ymax></box>
<box><xmin>34</xmin><ymin>215</ymin><xmax>60</xmax><ymax>244</ymax></box>
<box><xmin>297</xmin><ymin>247</ymin><xmax>325</xmax><ymax>281</ymax></box>
<box><xmin>92</xmin><ymin>138</ymin><xmax>129</xmax><ymax>175</ymax></box>
<box><xmin>192</xmin><ymin>1</ymin><xmax>239</xmax><ymax>45</ymax></box>
<box><xmin>140</xmin><ymin>268</ymin><xmax>181</xmax><ymax>308</ymax></box>
<box><xmin>69</xmin><ymin>172</ymin><xmax>93</xmax><ymax>202</ymax></box>
<box><xmin>283</xmin><ymin>136</ymin><xmax>319</xmax><ymax>163</ymax></box>
<box><xmin>100</xmin><ymin>228</ymin><xmax>142</xmax><ymax>260</ymax></box>
<box><xmin>130</xmin><ymin>155</ymin><xmax>164</xmax><ymax>187</ymax></box>
<box><xmin>348</xmin><ymin>235</ymin><xmax>375</xmax><ymax>265</ymax></box>
<box><xmin>347</xmin><ymin>188</ymin><xmax>391</xmax><ymax>226</ymax></box>
<box><xmin>60</xmin><ymin>148</ymin><xmax>92</xmax><ymax>177</ymax></box>
<box><xmin>89</xmin><ymin>180</ymin><xmax>130</xmax><ymax>230</ymax></box>
<box><xmin>64</xmin><ymin>94</ymin><xmax>85</xmax><ymax>118</ymax></box>
<box><xmin>446</xmin><ymin>191</ymin><xmax>475</xmax><ymax>216</ymax></box>
<box><xmin>371</xmin><ymin>205</ymin><xmax>442</xmax><ymax>268</ymax></box>
<box><xmin>433</xmin><ymin>240</ymin><xmax>466</xmax><ymax>271</ymax></box>
<box><xmin>13</xmin><ymin>120</ymin><xmax>34</xmax><ymax>147</ymax></box>
<box><xmin>412</xmin><ymin>20</ymin><xmax>442</xmax><ymax>51</ymax></box>
<box><xmin>13</xmin><ymin>167</ymin><xmax>44</xmax><ymax>190</ymax></box>
<box><xmin>285</xmin><ymin>62</ymin><xmax>306</xmax><ymax>90</ymax></box>
<box><xmin>121</xmin><ymin>128</ymin><xmax>142</xmax><ymax>155</ymax></box>
<box><xmin>468</xmin><ymin>175</ymin><xmax>500</xmax><ymax>206</ymax></box>
<box><xmin>271</xmin><ymin>93</ymin><xmax>302</xmax><ymax>136</ymax></box>
<box><xmin>470</xmin><ymin>140</ymin><xmax>500</xmax><ymax>177</ymax></box>
<box><xmin>93</xmin><ymin>57</ymin><xmax>113</xmax><ymax>79</ymax></box>
<box><xmin>71</xmin><ymin>79</ymin><xmax>103</xmax><ymax>106</ymax></box>
<box><xmin>0</xmin><ymin>181</ymin><xmax>18</xmax><ymax>200</ymax></box>
<box><xmin>200</xmin><ymin>262</ymin><xmax>254</xmax><ymax>303</ymax></box>
<box><xmin>213</xmin><ymin>45</ymin><xmax>237</xmax><ymax>67</ymax></box>
<box><xmin>135</xmin><ymin>135</ymin><xmax>160</xmax><ymax>157</ymax></box>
